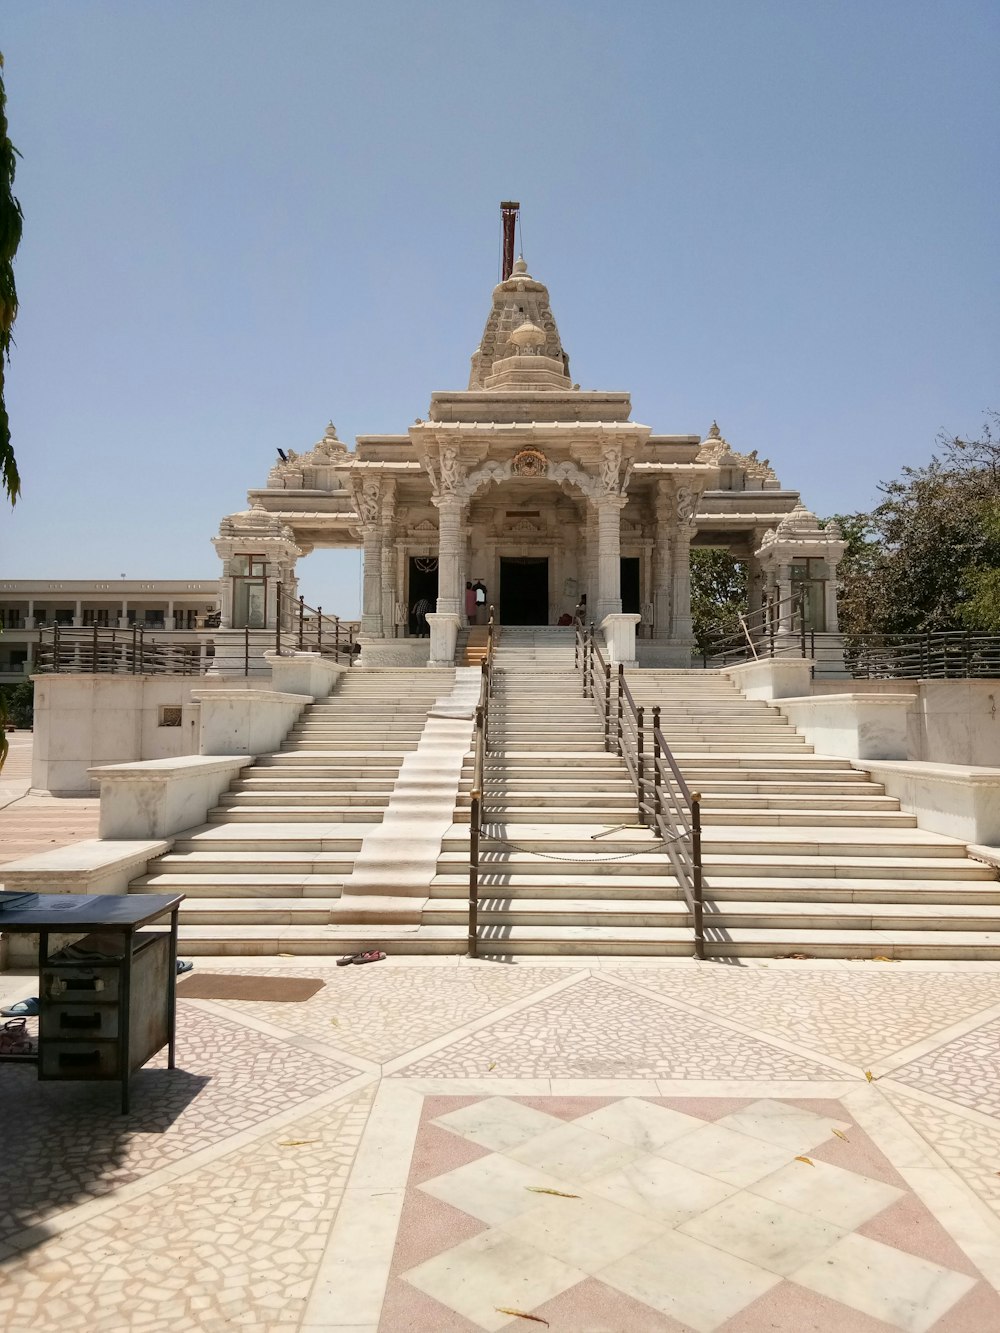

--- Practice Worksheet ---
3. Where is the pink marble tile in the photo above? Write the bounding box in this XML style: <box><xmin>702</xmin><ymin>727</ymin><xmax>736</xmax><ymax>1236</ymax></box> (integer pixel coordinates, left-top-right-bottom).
<box><xmin>378</xmin><ymin>1274</ymin><xmax>479</xmax><ymax>1332</ymax></box>
<box><xmin>932</xmin><ymin>1279</ymin><xmax>1000</xmax><ymax>1331</ymax></box>
<box><xmin>650</xmin><ymin>1096</ymin><xmax>757</xmax><ymax>1121</ymax></box>
<box><xmin>856</xmin><ymin>1193</ymin><xmax>981</xmax><ymax>1278</ymax></box>
<box><xmin>389</xmin><ymin>1188</ymin><xmax>485</xmax><ymax>1276</ymax></box>
<box><xmin>531</xmin><ymin>1274</ymin><xmax>689</xmax><ymax>1331</ymax></box>
<box><xmin>511</xmin><ymin>1095</ymin><xmax>621</xmax><ymax>1121</ymax></box>
<box><xmin>808</xmin><ymin>1121</ymin><xmax>910</xmax><ymax>1189</ymax></box>
<box><xmin>721</xmin><ymin>1278</ymin><xmax>892</xmax><ymax>1331</ymax></box>
<box><xmin>408</xmin><ymin>1120</ymin><xmax>491</xmax><ymax>1187</ymax></box>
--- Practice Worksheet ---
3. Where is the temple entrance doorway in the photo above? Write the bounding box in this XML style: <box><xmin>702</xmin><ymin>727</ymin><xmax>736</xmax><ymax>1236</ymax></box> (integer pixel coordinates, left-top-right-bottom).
<box><xmin>407</xmin><ymin>557</ymin><xmax>438</xmax><ymax>636</ymax></box>
<box><xmin>500</xmin><ymin>556</ymin><xmax>549</xmax><ymax>625</ymax></box>
<box><xmin>620</xmin><ymin>558</ymin><xmax>641</xmax><ymax>615</ymax></box>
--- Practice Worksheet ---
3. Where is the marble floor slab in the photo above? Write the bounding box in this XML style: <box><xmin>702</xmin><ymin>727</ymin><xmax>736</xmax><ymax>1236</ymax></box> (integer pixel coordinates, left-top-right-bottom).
<box><xmin>1</xmin><ymin>957</ymin><xmax>1000</xmax><ymax>1330</ymax></box>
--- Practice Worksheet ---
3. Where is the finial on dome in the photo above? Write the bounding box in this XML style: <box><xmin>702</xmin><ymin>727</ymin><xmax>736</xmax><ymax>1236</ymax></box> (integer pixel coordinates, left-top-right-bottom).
<box><xmin>708</xmin><ymin>420</ymin><xmax>721</xmax><ymax>439</ymax></box>
<box><xmin>512</xmin><ymin>256</ymin><xmax>528</xmax><ymax>276</ymax></box>
<box><xmin>324</xmin><ymin>420</ymin><xmax>338</xmax><ymax>440</ymax></box>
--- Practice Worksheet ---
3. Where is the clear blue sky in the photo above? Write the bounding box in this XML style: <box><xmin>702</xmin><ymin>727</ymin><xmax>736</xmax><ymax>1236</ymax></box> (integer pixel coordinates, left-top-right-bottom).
<box><xmin>2</xmin><ymin>0</ymin><xmax>997</xmax><ymax>617</ymax></box>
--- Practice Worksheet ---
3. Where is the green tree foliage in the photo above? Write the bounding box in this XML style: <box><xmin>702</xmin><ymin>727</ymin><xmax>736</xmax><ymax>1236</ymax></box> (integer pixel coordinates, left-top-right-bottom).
<box><xmin>0</xmin><ymin>52</ymin><xmax>23</xmax><ymax>505</ymax></box>
<box><xmin>0</xmin><ymin>679</ymin><xmax>33</xmax><ymax>728</ymax></box>
<box><xmin>690</xmin><ymin>547</ymin><xmax>748</xmax><ymax>655</ymax></box>
<box><xmin>834</xmin><ymin>413</ymin><xmax>1000</xmax><ymax>636</ymax></box>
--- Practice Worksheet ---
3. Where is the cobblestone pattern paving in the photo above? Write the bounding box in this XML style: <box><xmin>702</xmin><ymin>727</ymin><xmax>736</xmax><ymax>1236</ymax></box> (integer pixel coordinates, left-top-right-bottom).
<box><xmin>0</xmin><ymin>1002</ymin><xmax>358</xmax><ymax>1243</ymax></box>
<box><xmin>393</xmin><ymin>974</ymin><xmax>844</xmax><ymax>1080</ymax></box>
<box><xmin>0</xmin><ymin>1085</ymin><xmax>374</xmax><ymax>1333</ymax></box>
<box><xmin>200</xmin><ymin>964</ymin><xmax>574</xmax><ymax>1061</ymax></box>
<box><xmin>888</xmin><ymin>1013</ymin><xmax>1000</xmax><ymax>1121</ymax></box>
<box><xmin>618</xmin><ymin>967</ymin><xmax>1000</xmax><ymax>1064</ymax></box>
<box><xmin>884</xmin><ymin>1088</ymin><xmax>1000</xmax><ymax>1222</ymax></box>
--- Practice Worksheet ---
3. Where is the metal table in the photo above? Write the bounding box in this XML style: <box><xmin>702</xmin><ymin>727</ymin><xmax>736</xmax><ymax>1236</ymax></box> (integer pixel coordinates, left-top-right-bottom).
<box><xmin>0</xmin><ymin>892</ymin><xmax>184</xmax><ymax>1112</ymax></box>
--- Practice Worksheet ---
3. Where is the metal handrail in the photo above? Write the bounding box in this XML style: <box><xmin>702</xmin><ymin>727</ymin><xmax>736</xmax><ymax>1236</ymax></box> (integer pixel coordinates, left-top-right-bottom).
<box><xmin>575</xmin><ymin>622</ymin><xmax>705</xmax><ymax>959</ymax></box>
<box><xmin>468</xmin><ymin>606</ymin><xmax>497</xmax><ymax>958</ymax></box>
<box><xmin>275</xmin><ymin>585</ymin><xmax>355</xmax><ymax>661</ymax></box>
<box><xmin>33</xmin><ymin>625</ymin><xmax>230</xmax><ymax>676</ymax></box>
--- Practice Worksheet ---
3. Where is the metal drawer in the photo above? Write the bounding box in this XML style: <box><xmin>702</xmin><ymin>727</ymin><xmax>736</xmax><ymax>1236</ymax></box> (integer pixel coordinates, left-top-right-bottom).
<box><xmin>41</xmin><ymin>1004</ymin><xmax>119</xmax><ymax>1041</ymax></box>
<box><xmin>40</xmin><ymin>1040</ymin><xmax>119</xmax><ymax>1080</ymax></box>
<box><xmin>41</xmin><ymin>967</ymin><xmax>119</xmax><ymax>1003</ymax></box>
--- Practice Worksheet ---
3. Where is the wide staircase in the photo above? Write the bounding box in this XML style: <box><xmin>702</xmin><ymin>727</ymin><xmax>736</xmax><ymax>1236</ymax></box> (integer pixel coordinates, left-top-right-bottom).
<box><xmin>129</xmin><ymin>630</ymin><xmax>1000</xmax><ymax>959</ymax></box>
<box><xmin>132</xmin><ymin>670</ymin><xmax>451</xmax><ymax>953</ymax></box>
<box><xmin>626</xmin><ymin>669</ymin><xmax>1000</xmax><ymax>957</ymax></box>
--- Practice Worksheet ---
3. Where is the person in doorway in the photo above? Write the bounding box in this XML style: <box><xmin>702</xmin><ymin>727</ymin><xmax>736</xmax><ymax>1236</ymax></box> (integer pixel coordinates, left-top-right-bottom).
<box><xmin>473</xmin><ymin>580</ymin><xmax>488</xmax><ymax>626</ymax></box>
<box><xmin>412</xmin><ymin>596</ymin><xmax>431</xmax><ymax>637</ymax></box>
<box><xmin>464</xmin><ymin>581</ymin><xmax>477</xmax><ymax>624</ymax></box>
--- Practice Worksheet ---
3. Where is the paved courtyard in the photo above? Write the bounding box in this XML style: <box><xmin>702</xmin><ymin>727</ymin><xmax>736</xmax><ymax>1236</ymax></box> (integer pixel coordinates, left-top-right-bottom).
<box><xmin>2</xmin><ymin>954</ymin><xmax>1000</xmax><ymax>1331</ymax></box>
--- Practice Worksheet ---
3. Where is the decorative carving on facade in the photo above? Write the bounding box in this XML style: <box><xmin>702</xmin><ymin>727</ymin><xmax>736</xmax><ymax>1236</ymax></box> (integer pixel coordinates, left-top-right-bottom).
<box><xmin>676</xmin><ymin>486</ymin><xmax>698</xmax><ymax>523</ymax></box>
<box><xmin>438</xmin><ymin>444</ymin><xmax>463</xmax><ymax>495</ymax></box>
<box><xmin>351</xmin><ymin>476</ymin><xmax>382</xmax><ymax>528</ymax></box>
<box><xmin>600</xmin><ymin>443</ymin><xmax>622</xmax><ymax>495</ymax></box>
<box><xmin>511</xmin><ymin>446</ymin><xmax>548</xmax><ymax>477</ymax></box>
<box><xmin>696</xmin><ymin>424</ymin><xmax>779</xmax><ymax>489</ymax></box>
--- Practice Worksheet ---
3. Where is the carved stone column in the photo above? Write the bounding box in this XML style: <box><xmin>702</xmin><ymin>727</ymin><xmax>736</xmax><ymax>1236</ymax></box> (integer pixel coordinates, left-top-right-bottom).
<box><xmin>671</xmin><ymin>522</ymin><xmax>696</xmax><ymax>646</ymax></box>
<box><xmin>352</xmin><ymin>476</ymin><xmax>384</xmax><ymax>638</ymax></box>
<box><xmin>380</xmin><ymin>481</ymin><xmax>397</xmax><ymax>638</ymax></box>
<box><xmin>825</xmin><ymin>556</ymin><xmax>841</xmax><ymax>633</ymax></box>
<box><xmin>595</xmin><ymin>494</ymin><xmax>626</xmax><ymax>623</ymax></box>
<box><xmin>433</xmin><ymin>494</ymin><xmax>464</xmax><ymax>617</ymax></box>
<box><xmin>653</xmin><ymin>486</ymin><xmax>673</xmax><ymax>640</ymax></box>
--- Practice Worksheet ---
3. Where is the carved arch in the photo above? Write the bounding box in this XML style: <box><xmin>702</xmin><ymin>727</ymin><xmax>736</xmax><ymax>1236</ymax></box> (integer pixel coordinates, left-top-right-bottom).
<box><xmin>457</xmin><ymin>457</ymin><xmax>599</xmax><ymax>501</ymax></box>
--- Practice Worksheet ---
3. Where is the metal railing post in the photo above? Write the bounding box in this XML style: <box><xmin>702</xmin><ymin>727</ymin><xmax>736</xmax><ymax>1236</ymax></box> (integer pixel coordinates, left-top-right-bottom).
<box><xmin>131</xmin><ymin>625</ymin><xmax>137</xmax><ymax>674</ymax></box>
<box><xmin>54</xmin><ymin>622</ymin><xmax>60</xmax><ymax>672</ymax></box>
<box><xmin>318</xmin><ymin>607</ymin><xmax>323</xmax><ymax>654</ymax></box>
<box><xmin>244</xmin><ymin>625</ymin><xmax>250</xmax><ymax>677</ymax></box>
<box><xmin>139</xmin><ymin>628</ymin><xmax>145</xmax><ymax>675</ymax></box>
<box><xmin>469</xmin><ymin>793</ymin><xmax>480</xmax><ymax>959</ymax></box>
<box><xmin>691</xmin><ymin>792</ymin><xmax>705</xmax><ymax>960</ymax></box>
<box><xmin>616</xmin><ymin>663</ymin><xmax>624</xmax><ymax>757</ymax></box>
<box><xmin>298</xmin><ymin>595</ymin><xmax>305</xmax><ymax>650</ymax></box>
<box><xmin>637</xmin><ymin>705</ymin><xmax>645</xmax><ymax>825</ymax></box>
<box><xmin>604</xmin><ymin>656</ymin><xmax>612</xmax><ymax>752</ymax></box>
<box><xmin>275</xmin><ymin>582</ymin><xmax>282</xmax><ymax>654</ymax></box>
<box><xmin>652</xmin><ymin>706</ymin><xmax>662</xmax><ymax>827</ymax></box>
<box><xmin>92</xmin><ymin>623</ymin><xmax>98</xmax><ymax>672</ymax></box>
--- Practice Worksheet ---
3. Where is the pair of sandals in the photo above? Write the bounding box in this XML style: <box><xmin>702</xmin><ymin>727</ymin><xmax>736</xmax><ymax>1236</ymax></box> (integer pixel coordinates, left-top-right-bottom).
<box><xmin>0</xmin><ymin>1018</ymin><xmax>35</xmax><ymax>1056</ymax></box>
<box><xmin>336</xmin><ymin>950</ymin><xmax>386</xmax><ymax>967</ymax></box>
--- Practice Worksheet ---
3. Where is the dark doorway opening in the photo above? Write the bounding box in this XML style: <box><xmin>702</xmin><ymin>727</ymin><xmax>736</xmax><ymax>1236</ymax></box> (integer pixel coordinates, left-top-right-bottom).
<box><xmin>407</xmin><ymin>557</ymin><xmax>438</xmax><ymax>635</ymax></box>
<box><xmin>500</xmin><ymin>557</ymin><xmax>549</xmax><ymax>625</ymax></box>
<box><xmin>620</xmin><ymin>557</ymin><xmax>641</xmax><ymax>614</ymax></box>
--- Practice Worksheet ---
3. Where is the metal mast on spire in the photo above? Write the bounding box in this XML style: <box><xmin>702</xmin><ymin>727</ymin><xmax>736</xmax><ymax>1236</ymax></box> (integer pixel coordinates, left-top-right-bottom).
<box><xmin>500</xmin><ymin>200</ymin><xmax>519</xmax><ymax>281</ymax></box>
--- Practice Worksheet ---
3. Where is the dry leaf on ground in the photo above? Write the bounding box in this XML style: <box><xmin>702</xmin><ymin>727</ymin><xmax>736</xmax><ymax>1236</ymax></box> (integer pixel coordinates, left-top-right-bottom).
<box><xmin>495</xmin><ymin>1311</ymin><xmax>549</xmax><ymax>1326</ymax></box>
<box><xmin>795</xmin><ymin>1156</ymin><xmax>815</xmax><ymax>1166</ymax></box>
<box><xmin>526</xmin><ymin>1186</ymin><xmax>580</xmax><ymax>1198</ymax></box>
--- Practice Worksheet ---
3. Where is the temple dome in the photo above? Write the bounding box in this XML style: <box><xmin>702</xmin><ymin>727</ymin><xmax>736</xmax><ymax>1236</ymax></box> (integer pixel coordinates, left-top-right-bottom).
<box><xmin>508</xmin><ymin>319</ymin><xmax>546</xmax><ymax>351</ymax></box>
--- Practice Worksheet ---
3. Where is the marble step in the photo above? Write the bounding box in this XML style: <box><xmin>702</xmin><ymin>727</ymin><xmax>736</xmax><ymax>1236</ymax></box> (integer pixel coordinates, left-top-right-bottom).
<box><xmin>432</xmin><ymin>873</ymin><xmax>1000</xmax><ymax>904</ymax></box>
<box><xmin>134</xmin><ymin>873</ymin><xmax>350</xmax><ymax>896</ymax></box>
<box><xmin>430</xmin><ymin>897</ymin><xmax>1000</xmax><ymax>933</ymax></box>
<box><xmin>240</xmin><ymin>777</ymin><xmax>398</xmax><ymax>791</ymax></box>
<box><xmin>697</xmin><ymin>811</ymin><xmax>916</xmax><ymax>828</ymax></box>
<box><xmin>170</xmin><ymin>825</ymin><xmax>372</xmax><ymax>851</ymax></box>
<box><xmin>206</xmin><ymin>806</ymin><xmax>386</xmax><ymax>823</ymax></box>
<box><xmin>283</xmin><ymin>740</ymin><xmax>425</xmax><ymax>752</ymax></box>
<box><xmin>176</xmin><ymin>898</ymin><xmax>343</xmax><ymax>925</ymax></box>
<box><xmin>169</xmin><ymin>921</ymin><xmax>1000</xmax><ymax>959</ymax></box>
<box><xmin>256</xmin><ymin>754</ymin><xmax>405</xmax><ymax>767</ymax></box>
<box><xmin>695</xmin><ymin>794</ymin><xmax>898</xmax><ymax>811</ymax></box>
<box><xmin>219</xmin><ymin>792</ymin><xmax>393</xmax><ymax>807</ymax></box>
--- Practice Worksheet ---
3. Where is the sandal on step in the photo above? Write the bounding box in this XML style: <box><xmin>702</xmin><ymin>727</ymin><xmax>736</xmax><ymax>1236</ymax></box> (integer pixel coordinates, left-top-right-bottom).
<box><xmin>1</xmin><ymin>996</ymin><xmax>39</xmax><ymax>1018</ymax></box>
<box><xmin>352</xmin><ymin>951</ymin><xmax>386</xmax><ymax>965</ymax></box>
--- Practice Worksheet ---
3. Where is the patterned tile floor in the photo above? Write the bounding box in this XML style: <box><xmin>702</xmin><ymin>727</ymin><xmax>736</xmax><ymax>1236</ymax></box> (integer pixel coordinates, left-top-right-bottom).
<box><xmin>1</xmin><ymin>956</ymin><xmax>999</xmax><ymax>1331</ymax></box>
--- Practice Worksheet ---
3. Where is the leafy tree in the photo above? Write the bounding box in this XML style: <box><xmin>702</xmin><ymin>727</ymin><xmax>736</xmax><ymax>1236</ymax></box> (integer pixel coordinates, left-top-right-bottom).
<box><xmin>0</xmin><ymin>679</ymin><xmax>33</xmax><ymax>728</ymax></box>
<box><xmin>690</xmin><ymin>548</ymin><xmax>747</xmax><ymax>655</ymax></box>
<box><xmin>834</xmin><ymin>413</ymin><xmax>1000</xmax><ymax>636</ymax></box>
<box><xmin>0</xmin><ymin>51</ymin><xmax>22</xmax><ymax>505</ymax></box>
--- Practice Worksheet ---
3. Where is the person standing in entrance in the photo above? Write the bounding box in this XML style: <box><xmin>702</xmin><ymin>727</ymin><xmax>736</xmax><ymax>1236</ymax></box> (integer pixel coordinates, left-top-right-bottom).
<box><xmin>412</xmin><ymin>596</ymin><xmax>431</xmax><ymax>637</ymax></box>
<box><xmin>464</xmin><ymin>581</ymin><xmax>477</xmax><ymax>625</ymax></box>
<box><xmin>473</xmin><ymin>580</ymin><xmax>488</xmax><ymax>626</ymax></box>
